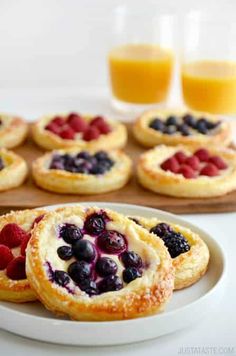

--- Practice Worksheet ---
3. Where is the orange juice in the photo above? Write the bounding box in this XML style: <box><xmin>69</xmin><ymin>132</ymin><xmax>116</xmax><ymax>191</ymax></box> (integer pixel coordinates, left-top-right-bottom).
<box><xmin>182</xmin><ymin>60</ymin><xmax>236</xmax><ymax>114</ymax></box>
<box><xmin>108</xmin><ymin>44</ymin><xmax>174</xmax><ymax>104</ymax></box>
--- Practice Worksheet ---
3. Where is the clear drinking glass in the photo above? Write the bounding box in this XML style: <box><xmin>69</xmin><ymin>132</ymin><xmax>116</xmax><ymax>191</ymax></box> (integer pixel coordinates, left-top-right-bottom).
<box><xmin>181</xmin><ymin>11</ymin><xmax>236</xmax><ymax>115</ymax></box>
<box><xmin>108</xmin><ymin>4</ymin><xmax>175</xmax><ymax>113</ymax></box>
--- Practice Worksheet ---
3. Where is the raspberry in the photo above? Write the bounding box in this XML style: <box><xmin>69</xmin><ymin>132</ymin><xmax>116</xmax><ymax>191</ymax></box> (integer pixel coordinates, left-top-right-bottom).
<box><xmin>174</xmin><ymin>151</ymin><xmax>188</xmax><ymax>164</ymax></box>
<box><xmin>200</xmin><ymin>163</ymin><xmax>219</xmax><ymax>177</ymax></box>
<box><xmin>83</xmin><ymin>127</ymin><xmax>100</xmax><ymax>141</ymax></box>
<box><xmin>208</xmin><ymin>156</ymin><xmax>228</xmax><ymax>170</ymax></box>
<box><xmin>0</xmin><ymin>223</ymin><xmax>28</xmax><ymax>248</ymax></box>
<box><xmin>31</xmin><ymin>214</ymin><xmax>45</xmax><ymax>228</ymax></box>
<box><xmin>0</xmin><ymin>245</ymin><xmax>14</xmax><ymax>270</ymax></box>
<box><xmin>59</xmin><ymin>126</ymin><xmax>75</xmax><ymax>140</ymax></box>
<box><xmin>45</xmin><ymin>122</ymin><xmax>61</xmax><ymax>135</ymax></box>
<box><xmin>20</xmin><ymin>233</ymin><xmax>31</xmax><ymax>256</ymax></box>
<box><xmin>6</xmin><ymin>256</ymin><xmax>26</xmax><ymax>280</ymax></box>
<box><xmin>160</xmin><ymin>157</ymin><xmax>180</xmax><ymax>173</ymax></box>
<box><xmin>184</xmin><ymin>155</ymin><xmax>200</xmax><ymax>170</ymax></box>
<box><xmin>96</xmin><ymin>121</ymin><xmax>111</xmax><ymax>134</ymax></box>
<box><xmin>194</xmin><ymin>149</ymin><xmax>210</xmax><ymax>162</ymax></box>
<box><xmin>67</xmin><ymin>113</ymin><xmax>88</xmax><ymax>133</ymax></box>
<box><xmin>178</xmin><ymin>164</ymin><xmax>197</xmax><ymax>179</ymax></box>
<box><xmin>90</xmin><ymin>116</ymin><xmax>105</xmax><ymax>127</ymax></box>
<box><xmin>51</xmin><ymin>116</ymin><xmax>65</xmax><ymax>127</ymax></box>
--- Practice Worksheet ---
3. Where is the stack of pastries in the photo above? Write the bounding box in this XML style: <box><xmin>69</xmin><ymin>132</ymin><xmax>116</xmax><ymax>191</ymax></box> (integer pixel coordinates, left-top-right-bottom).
<box><xmin>0</xmin><ymin>205</ymin><xmax>209</xmax><ymax>321</ymax></box>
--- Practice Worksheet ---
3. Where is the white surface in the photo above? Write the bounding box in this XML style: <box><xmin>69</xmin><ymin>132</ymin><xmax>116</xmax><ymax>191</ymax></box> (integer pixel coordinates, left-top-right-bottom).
<box><xmin>0</xmin><ymin>203</ymin><xmax>226</xmax><ymax>346</ymax></box>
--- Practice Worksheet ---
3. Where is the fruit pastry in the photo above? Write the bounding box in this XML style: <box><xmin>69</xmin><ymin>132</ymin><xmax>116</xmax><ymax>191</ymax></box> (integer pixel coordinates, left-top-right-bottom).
<box><xmin>137</xmin><ymin>145</ymin><xmax>236</xmax><ymax>198</ymax></box>
<box><xmin>32</xmin><ymin>149</ymin><xmax>132</xmax><ymax>194</ymax></box>
<box><xmin>0</xmin><ymin>113</ymin><xmax>28</xmax><ymax>149</ymax></box>
<box><xmin>133</xmin><ymin>109</ymin><xmax>231</xmax><ymax>149</ymax></box>
<box><xmin>32</xmin><ymin>112</ymin><xmax>127</xmax><ymax>151</ymax></box>
<box><xmin>128</xmin><ymin>217</ymin><xmax>209</xmax><ymax>290</ymax></box>
<box><xmin>0</xmin><ymin>149</ymin><xmax>28</xmax><ymax>192</ymax></box>
<box><xmin>26</xmin><ymin>206</ymin><xmax>174</xmax><ymax>321</ymax></box>
<box><xmin>0</xmin><ymin>209</ymin><xmax>45</xmax><ymax>302</ymax></box>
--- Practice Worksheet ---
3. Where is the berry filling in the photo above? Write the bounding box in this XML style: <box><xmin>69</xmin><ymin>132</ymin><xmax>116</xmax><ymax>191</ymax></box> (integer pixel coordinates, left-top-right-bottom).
<box><xmin>53</xmin><ymin>211</ymin><xmax>144</xmax><ymax>296</ymax></box>
<box><xmin>149</xmin><ymin>113</ymin><xmax>221</xmax><ymax>136</ymax></box>
<box><xmin>150</xmin><ymin>223</ymin><xmax>190</xmax><ymax>258</ymax></box>
<box><xmin>45</xmin><ymin>113</ymin><xmax>112</xmax><ymax>141</ymax></box>
<box><xmin>0</xmin><ymin>217</ymin><xmax>45</xmax><ymax>280</ymax></box>
<box><xmin>49</xmin><ymin>150</ymin><xmax>114</xmax><ymax>175</ymax></box>
<box><xmin>160</xmin><ymin>149</ymin><xmax>228</xmax><ymax>179</ymax></box>
<box><xmin>0</xmin><ymin>157</ymin><xmax>4</xmax><ymax>171</ymax></box>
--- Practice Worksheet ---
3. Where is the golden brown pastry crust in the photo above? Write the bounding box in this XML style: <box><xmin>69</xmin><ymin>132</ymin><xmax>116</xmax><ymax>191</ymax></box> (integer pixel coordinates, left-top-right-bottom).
<box><xmin>137</xmin><ymin>145</ymin><xmax>236</xmax><ymax>198</ymax></box>
<box><xmin>26</xmin><ymin>206</ymin><xmax>174</xmax><ymax>321</ymax></box>
<box><xmin>129</xmin><ymin>216</ymin><xmax>210</xmax><ymax>290</ymax></box>
<box><xmin>32</xmin><ymin>148</ymin><xmax>132</xmax><ymax>194</ymax></box>
<box><xmin>133</xmin><ymin>109</ymin><xmax>231</xmax><ymax>149</ymax></box>
<box><xmin>0</xmin><ymin>113</ymin><xmax>28</xmax><ymax>149</ymax></box>
<box><xmin>31</xmin><ymin>113</ymin><xmax>127</xmax><ymax>151</ymax></box>
<box><xmin>0</xmin><ymin>209</ymin><xmax>45</xmax><ymax>302</ymax></box>
<box><xmin>0</xmin><ymin>149</ymin><xmax>28</xmax><ymax>192</ymax></box>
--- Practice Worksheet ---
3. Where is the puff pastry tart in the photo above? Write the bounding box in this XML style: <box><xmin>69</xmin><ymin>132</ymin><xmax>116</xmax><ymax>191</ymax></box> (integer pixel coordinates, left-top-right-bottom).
<box><xmin>32</xmin><ymin>112</ymin><xmax>127</xmax><ymax>151</ymax></box>
<box><xmin>26</xmin><ymin>206</ymin><xmax>174</xmax><ymax>321</ymax></box>
<box><xmin>137</xmin><ymin>145</ymin><xmax>236</xmax><ymax>198</ymax></box>
<box><xmin>133</xmin><ymin>109</ymin><xmax>231</xmax><ymax>149</ymax></box>
<box><xmin>0</xmin><ymin>209</ymin><xmax>45</xmax><ymax>302</ymax></box>
<box><xmin>0</xmin><ymin>113</ymin><xmax>28</xmax><ymax>149</ymax></box>
<box><xmin>128</xmin><ymin>217</ymin><xmax>209</xmax><ymax>290</ymax></box>
<box><xmin>0</xmin><ymin>149</ymin><xmax>28</xmax><ymax>192</ymax></box>
<box><xmin>32</xmin><ymin>149</ymin><xmax>132</xmax><ymax>195</ymax></box>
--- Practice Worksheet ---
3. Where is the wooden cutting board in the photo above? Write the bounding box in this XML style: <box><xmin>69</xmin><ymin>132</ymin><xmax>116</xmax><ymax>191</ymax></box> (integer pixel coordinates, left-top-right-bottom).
<box><xmin>1</xmin><ymin>125</ymin><xmax>236</xmax><ymax>214</ymax></box>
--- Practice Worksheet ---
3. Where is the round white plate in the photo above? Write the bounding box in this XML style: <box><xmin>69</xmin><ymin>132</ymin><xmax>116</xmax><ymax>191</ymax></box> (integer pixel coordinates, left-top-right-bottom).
<box><xmin>0</xmin><ymin>203</ymin><xmax>226</xmax><ymax>346</ymax></box>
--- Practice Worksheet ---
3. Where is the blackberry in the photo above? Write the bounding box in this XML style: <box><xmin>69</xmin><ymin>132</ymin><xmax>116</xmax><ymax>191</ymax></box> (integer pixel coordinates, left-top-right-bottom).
<box><xmin>150</xmin><ymin>223</ymin><xmax>173</xmax><ymax>237</ymax></box>
<box><xmin>162</xmin><ymin>231</ymin><xmax>190</xmax><ymax>258</ymax></box>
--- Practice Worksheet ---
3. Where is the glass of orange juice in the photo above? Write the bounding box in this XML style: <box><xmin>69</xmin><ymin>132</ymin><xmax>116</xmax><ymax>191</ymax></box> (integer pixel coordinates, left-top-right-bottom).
<box><xmin>108</xmin><ymin>5</ymin><xmax>175</xmax><ymax>113</ymax></box>
<box><xmin>181</xmin><ymin>11</ymin><xmax>236</xmax><ymax>115</ymax></box>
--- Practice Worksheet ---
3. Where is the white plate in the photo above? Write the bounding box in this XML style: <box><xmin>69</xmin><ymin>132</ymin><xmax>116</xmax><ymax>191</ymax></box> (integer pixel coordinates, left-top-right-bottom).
<box><xmin>0</xmin><ymin>203</ymin><xmax>226</xmax><ymax>346</ymax></box>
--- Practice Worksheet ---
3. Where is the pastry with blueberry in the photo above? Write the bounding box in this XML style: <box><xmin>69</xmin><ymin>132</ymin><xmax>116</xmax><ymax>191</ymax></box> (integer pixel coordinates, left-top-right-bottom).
<box><xmin>133</xmin><ymin>109</ymin><xmax>231</xmax><ymax>149</ymax></box>
<box><xmin>137</xmin><ymin>144</ymin><xmax>236</xmax><ymax>198</ymax></box>
<box><xmin>0</xmin><ymin>149</ymin><xmax>28</xmax><ymax>192</ymax></box>
<box><xmin>0</xmin><ymin>209</ymin><xmax>45</xmax><ymax>302</ymax></box>
<box><xmin>0</xmin><ymin>113</ymin><xmax>28</xmax><ymax>149</ymax></box>
<box><xmin>32</xmin><ymin>112</ymin><xmax>127</xmax><ymax>151</ymax></box>
<box><xmin>26</xmin><ymin>206</ymin><xmax>174</xmax><ymax>321</ymax></box>
<box><xmin>128</xmin><ymin>217</ymin><xmax>209</xmax><ymax>290</ymax></box>
<box><xmin>32</xmin><ymin>149</ymin><xmax>132</xmax><ymax>194</ymax></box>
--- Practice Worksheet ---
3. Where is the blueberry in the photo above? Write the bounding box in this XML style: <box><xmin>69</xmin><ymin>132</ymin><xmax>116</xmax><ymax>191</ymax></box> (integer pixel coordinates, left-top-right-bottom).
<box><xmin>120</xmin><ymin>251</ymin><xmax>142</xmax><ymax>269</ymax></box>
<box><xmin>123</xmin><ymin>267</ymin><xmax>142</xmax><ymax>283</ymax></box>
<box><xmin>76</xmin><ymin>151</ymin><xmax>91</xmax><ymax>159</ymax></box>
<box><xmin>149</xmin><ymin>118</ymin><xmax>165</xmax><ymax>132</ymax></box>
<box><xmin>182</xmin><ymin>114</ymin><xmax>196</xmax><ymax>128</ymax></box>
<box><xmin>57</xmin><ymin>245</ymin><xmax>73</xmax><ymax>260</ymax></box>
<box><xmin>97</xmin><ymin>230</ymin><xmax>127</xmax><ymax>254</ymax></box>
<box><xmin>162</xmin><ymin>231</ymin><xmax>190</xmax><ymax>258</ymax></box>
<box><xmin>73</xmin><ymin>239</ymin><xmax>96</xmax><ymax>262</ymax></box>
<box><xmin>59</xmin><ymin>224</ymin><xmax>83</xmax><ymax>244</ymax></box>
<box><xmin>166</xmin><ymin>115</ymin><xmax>178</xmax><ymax>126</ymax></box>
<box><xmin>84</xmin><ymin>213</ymin><xmax>106</xmax><ymax>235</ymax></box>
<box><xmin>50</xmin><ymin>155</ymin><xmax>65</xmax><ymax>170</ymax></box>
<box><xmin>74</xmin><ymin>161</ymin><xmax>93</xmax><ymax>174</ymax></box>
<box><xmin>90</xmin><ymin>163</ymin><xmax>108</xmax><ymax>175</ymax></box>
<box><xmin>178</xmin><ymin>124</ymin><xmax>190</xmax><ymax>136</ymax></box>
<box><xmin>204</xmin><ymin>119</ymin><xmax>221</xmax><ymax>130</ymax></box>
<box><xmin>0</xmin><ymin>157</ymin><xmax>4</xmax><ymax>171</ymax></box>
<box><xmin>164</xmin><ymin>125</ymin><xmax>176</xmax><ymax>135</ymax></box>
<box><xmin>94</xmin><ymin>151</ymin><xmax>109</xmax><ymax>161</ymax></box>
<box><xmin>196</xmin><ymin>118</ymin><xmax>208</xmax><ymax>134</ymax></box>
<box><xmin>98</xmin><ymin>275</ymin><xmax>123</xmax><ymax>293</ymax></box>
<box><xmin>150</xmin><ymin>223</ymin><xmax>173</xmax><ymax>237</ymax></box>
<box><xmin>96</xmin><ymin>257</ymin><xmax>118</xmax><ymax>277</ymax></box>
<box><xmin>79</xmin><ymin>279</ymin><xmax>98</xmax><ymax>296</ymax></box>
<box><xmin>68</xmin><ymin>261</ymin><xmax>92</xmax><ymax>283</ymax></box>
<box><xmin>54</xmin><ymin>270</ymin><xmax>70</xmax><ymax>286</ymax></box>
